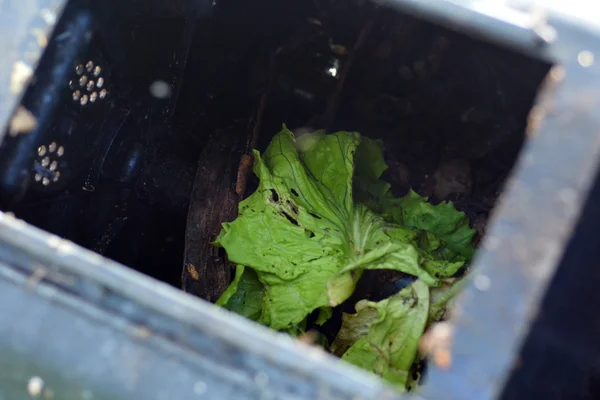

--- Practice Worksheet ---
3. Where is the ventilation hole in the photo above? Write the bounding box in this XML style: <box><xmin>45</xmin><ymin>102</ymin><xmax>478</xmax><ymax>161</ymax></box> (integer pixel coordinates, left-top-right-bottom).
<box><xmin>291</xmin><ymin>188</ymin><xmax>299</xmax><ymax>196</ymax></box>
<box><xmin>281</xmin><ymin>211</ymin><xmax>299</xmax><ymax>226</ymax></box>
<box><xmin>305</xmin><ymin>229</ymin><xmax>315</xmax><ymax>238</ymax></box>
<box><xmin>309</xmin><ymin>212</ymin><xmax>322</xmax><ymax>220</ymax></box>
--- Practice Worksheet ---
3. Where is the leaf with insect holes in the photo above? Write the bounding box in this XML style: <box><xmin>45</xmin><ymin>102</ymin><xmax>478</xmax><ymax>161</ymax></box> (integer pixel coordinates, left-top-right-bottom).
<box><xmin>214</xmin><ymin>126</ymin><xmax>437</xmax><ymax>331</ymax></box>
<box><xmin>333</xmin><ymin>280</ymin><xmax>430</xmax><ymax>391</ymax></box>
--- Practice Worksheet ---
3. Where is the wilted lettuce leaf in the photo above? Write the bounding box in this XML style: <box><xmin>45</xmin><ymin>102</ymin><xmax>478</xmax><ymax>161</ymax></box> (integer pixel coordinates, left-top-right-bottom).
<box><xmin>393</xmin><ymin>190</ymin><xmax>476</xmax><ymax>259</ymax></box>
<box><xmin>428</xmin><ymin>277</ymin><xmax>466</xmax><ymax>323</ymax></box>
<box><xmin>333</xmin><ymin>280</ymin><xmax>430</xmax><ymax>391</ymax></box>
<box><xmin>354</xmin><ymin>139</ymin><xmax>476</xmax><ymax>279</ymax></box>
<box><xmin>216</xmin><ymin>265</ymin><xmax>264</xmax><ymax>322</ymax></box>
<box><xmin>330</xmin><ymin>304</ymin><xmax>379</xmax><ymax>357</ymax></box>
<box><xmin>315</xmin><ymin>307</ymin><xmax>333</xmax><ymax>326</ymax></box>
<box><xmin>355</xmin><ymin>136</ymin><xmax>388</xmax><ymax>182</ymax></box>
<box><xmin>215</xmin><ymin>126</ymin><xmax>437</xmax><ymax>331</ymax></box>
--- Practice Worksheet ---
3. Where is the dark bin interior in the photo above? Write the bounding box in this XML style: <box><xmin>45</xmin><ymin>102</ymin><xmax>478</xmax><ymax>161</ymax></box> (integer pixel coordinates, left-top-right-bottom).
<box><xmin>0</xmin><ymin>0</ymin><xmax>555</xmax><ymax>395</ymax></box>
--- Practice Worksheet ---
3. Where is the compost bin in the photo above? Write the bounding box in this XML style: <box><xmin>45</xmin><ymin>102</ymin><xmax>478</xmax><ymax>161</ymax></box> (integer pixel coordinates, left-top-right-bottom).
<box><xmin>1</xmin><ymin>0</ymin><xmax>600</xmax><ymax>399</ymax></box>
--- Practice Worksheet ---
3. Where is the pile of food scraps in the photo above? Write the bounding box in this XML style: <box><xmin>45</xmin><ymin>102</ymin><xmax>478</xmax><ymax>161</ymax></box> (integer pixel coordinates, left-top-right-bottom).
<box><xmin>213</xmin><ymin>126</ymin><xmax>475</xmax><ymax>391</ymax></box>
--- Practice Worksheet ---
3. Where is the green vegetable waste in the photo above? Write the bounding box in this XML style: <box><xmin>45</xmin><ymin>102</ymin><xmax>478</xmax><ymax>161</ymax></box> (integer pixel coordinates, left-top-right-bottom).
<box><xmin>213</xmin><ymin>125</ymin><xmax>476</xmax><ymax>391</ymax></box>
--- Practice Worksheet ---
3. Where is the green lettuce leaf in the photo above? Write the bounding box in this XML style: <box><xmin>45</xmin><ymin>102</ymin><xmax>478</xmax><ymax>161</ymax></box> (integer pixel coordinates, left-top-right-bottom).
<box><xmin>330</xmin><ymin>303</ymin><xmax>379</xmax><ymax>357</ymax></box>
<box><xmin>215</xmin><ymin>126</ymin><xmax>437</xmax><ymax>331</ymax></box>
<box><xmin>428</xmin><ymin>277</ymin><xmax>466</xmax><ymax>323</ymax></box>
<box><xmin>216</xmin><ymin>265</ymin><xmax>264</xmax><ymax>322</ymax></box>
<box><xmin>333</xmin><ymin>280</ymin><xmax>430</xmax><ymax>391</ymax></box>
<box><xmin>392</xmin><ymin>190</ymin><xmax>476</xmax><ymax>259</ymax></box>
<box><xmin>353</xmin><ymin>139</ymin><xmax>476</xmax><ymax>278</ymax></box>
<box><xmin>315</xmin><ymin>307</ymin><xmax>333</xmax><ymax>326</ymax></box>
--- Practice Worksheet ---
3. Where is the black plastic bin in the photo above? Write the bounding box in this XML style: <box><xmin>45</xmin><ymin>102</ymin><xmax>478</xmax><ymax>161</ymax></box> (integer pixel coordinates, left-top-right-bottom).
<box><xmin>1</xmin><ymin>0</ymin><xmax>600</xmax><ymax>399</ymax></box>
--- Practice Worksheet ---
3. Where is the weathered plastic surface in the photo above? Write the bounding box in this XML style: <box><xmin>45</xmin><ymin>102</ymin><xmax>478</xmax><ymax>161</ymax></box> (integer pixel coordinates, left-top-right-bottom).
<box><xmin>0</xmin><ymin>213</ymin><xmax>402</xmax><ymax>400</ymax></box>
<box><xmin>0</xmin><ymin>0</ymin><xmax>67</xmax><ymax>144</ymax></box>
<box><xmin>379</xmin><ymin>1</ymin><xmax>600</xmax><ymax>399</ymax></box>
<box><xmin>2</xmin><ymin>0</ymin><xmax>600</xmax><ymax>399</ymax></box>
